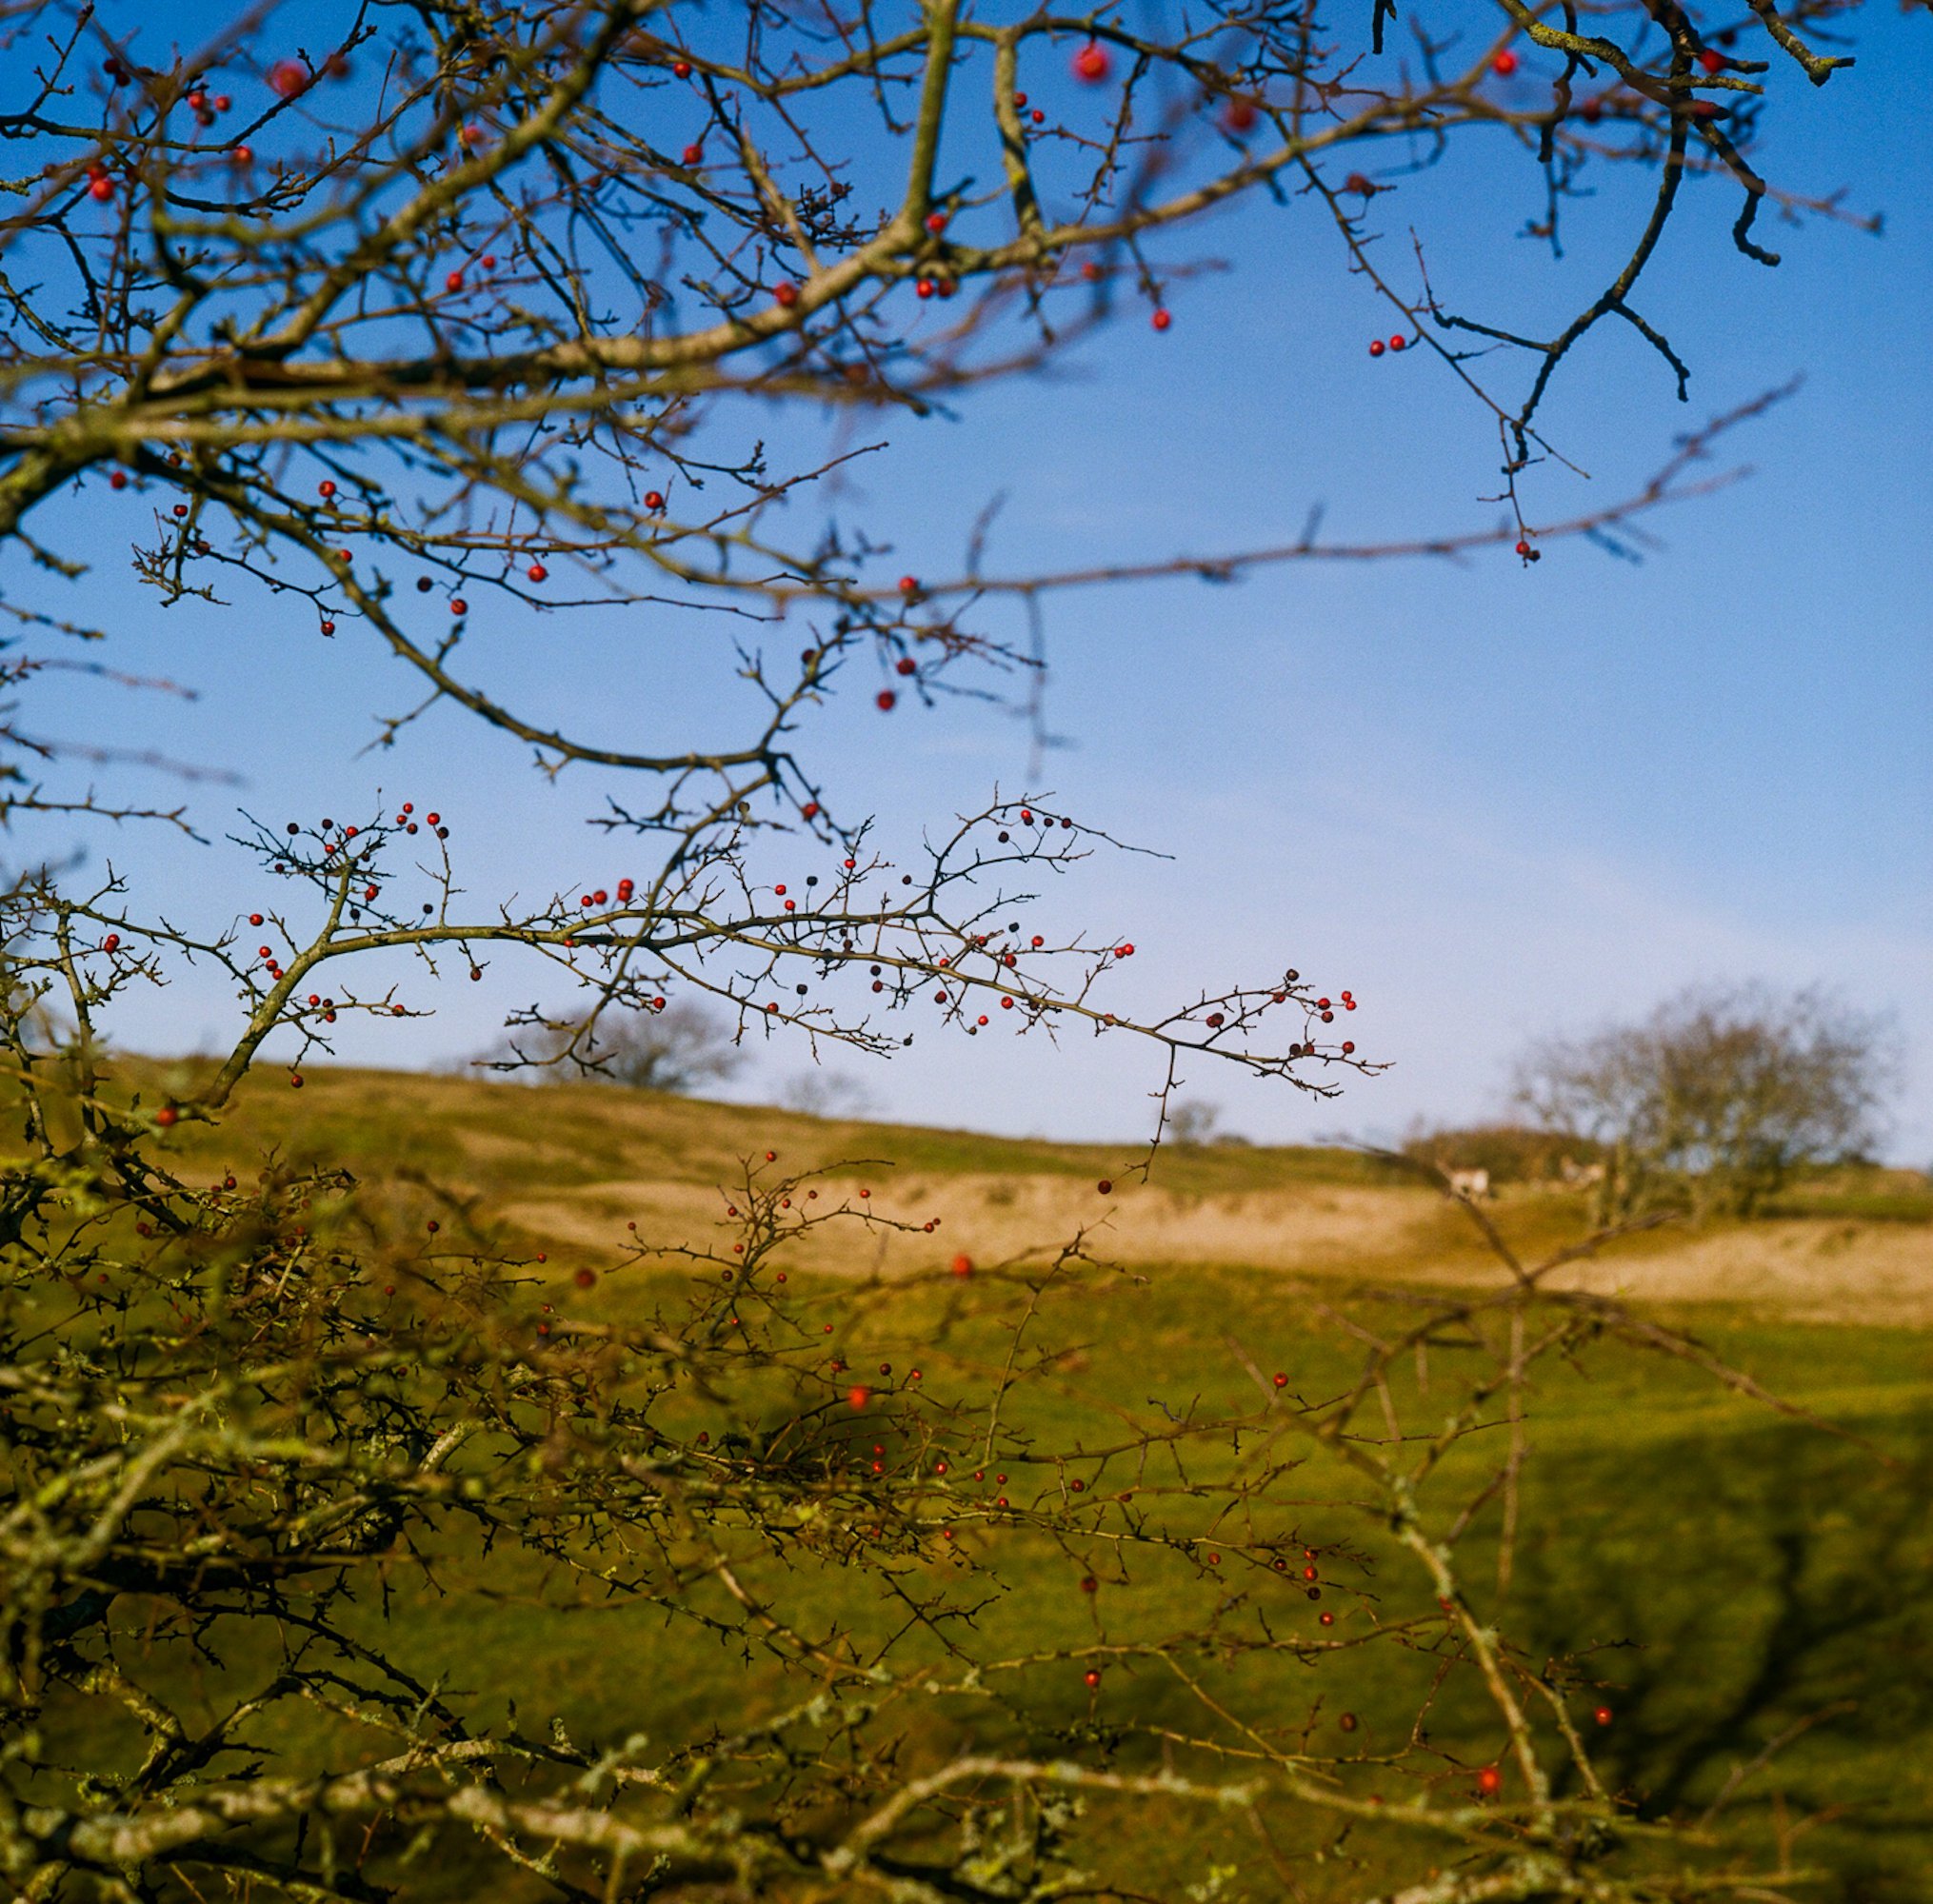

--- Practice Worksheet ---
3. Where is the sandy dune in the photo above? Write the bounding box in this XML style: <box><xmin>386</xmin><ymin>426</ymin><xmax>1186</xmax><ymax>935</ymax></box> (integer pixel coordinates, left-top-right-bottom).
<box><xmin>497</xmin><ymin>1171</ymin><xmax>1933</xmax><ymax>1324</ymax></box>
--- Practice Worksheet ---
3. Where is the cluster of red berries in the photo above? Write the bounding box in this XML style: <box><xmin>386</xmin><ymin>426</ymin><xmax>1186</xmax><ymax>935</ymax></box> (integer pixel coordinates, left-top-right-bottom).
<box><xmin>380</xmin><ymin>800</ymin><xmax>445</xmax><ymax>840</ymax></box>
<box><xmin>443</xmin><ymin>251</ymin><xmax>503</xmax><ymax>296</ymax></box>
<box><xmin>1367</xmin><ymin>333</ymin><xmax>1410</xmax><ymax>357</ymax></box>
<box><xmin>183</xmin><ymin>85</ymin><xmax>235</xmax><ymax>129</ymax></box>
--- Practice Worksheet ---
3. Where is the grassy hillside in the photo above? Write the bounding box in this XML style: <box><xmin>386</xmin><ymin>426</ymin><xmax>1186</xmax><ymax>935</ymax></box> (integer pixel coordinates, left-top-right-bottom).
<box><xmin>16</xmin><ymin>1056</ymin><xmax>1933</xmax><ymax>1899</ymax></box>
<box><xmin>92</xmin><ymin>1054</ymin><xmax>1933</xmax><ymax>1322</ymax></box>
<box><xmin>102</xmin><ymin>1052</ymin><xmax>1409</xmax><ymax>1193</ymax></box>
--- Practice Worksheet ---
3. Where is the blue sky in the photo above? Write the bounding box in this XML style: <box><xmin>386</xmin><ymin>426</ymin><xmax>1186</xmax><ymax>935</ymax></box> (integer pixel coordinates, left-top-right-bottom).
<box><xmin>29</xmin><ymin>2</ymin><xmax>1931</xmax><ymax>1161</ymax></box>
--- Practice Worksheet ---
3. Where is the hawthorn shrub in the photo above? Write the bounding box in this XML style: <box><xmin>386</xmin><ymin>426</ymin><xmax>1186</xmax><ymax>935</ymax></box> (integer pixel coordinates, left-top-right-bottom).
<box><xmin>0</xmin><ymin>0</ymin><xmax>1910</xmax><ymax>1899</ymax></box>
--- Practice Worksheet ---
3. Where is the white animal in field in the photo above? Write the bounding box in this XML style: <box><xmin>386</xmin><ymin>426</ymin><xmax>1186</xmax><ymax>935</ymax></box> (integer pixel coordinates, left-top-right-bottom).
<box><xmin>1558</xmin><ymin>1157</ymin><xmax>1606</xmax><ymax>1187</ymax></box>
<box><xmin>1446</xmin><ymin>1167</ymin><xmax>1491</xmax><ymax>1200</ymax></box>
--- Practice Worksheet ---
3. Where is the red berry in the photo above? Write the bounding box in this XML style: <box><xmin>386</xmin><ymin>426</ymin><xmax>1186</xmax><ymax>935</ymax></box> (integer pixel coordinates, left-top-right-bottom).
<box><xmin>446</xmin><ymin>271</ymin><xmax>464</xmax><ymax>293</ymax></box>
<box><xmin>876</xmin><ymin>689</ymin><xmax>897</xmax><ymax>711</ymax></box>
<box><xmin>924</xmin><ymin>209</ymin><xmax>947</xmax><ymax>233</ymax></box>
<box><xmin>847</xmin><ymin>1384</ymin><xmax>871</xmax><ymax>1410</ymax></box>
<box><xmin>1223</xmin><ymin>95</ymin><xmax>1259</xmax><ymax>133</ymax></box>
<box><xmin>1030</xmin><ymin>108</ymin><xmax>1046</xmax><ymax>124</ymax></box>
<box><xmin>1342</xmin><ymin>1040</ymin><xmax>1355</xmax><ymax>1054</ymax></box>
<box><xmin>1478</xmin><ymin>1765</ymin><xmax>1503</xmax><ymax>1795</ymax></box>
<box><xmin>773</xmin><ymin>280</ymin><xmax>799</xmax><ymax>307</ymax></box>
<box><xmin>644</xmin><ymin>490</ymin><xmax>666</xmax><ymax>511</ymax></box>
<box><xmin>951</xmin><ymin>1253</ymin><xmax>973</xmax><ymax>1278</ymax></box>
<box><xmin>449</xmin><ymin>599</ymin><xmax>467</xmax><ymax>616</ymax></box>
<box><xmin>1368</xmin><ymin>338</ymin><xmax>1385</xmax><ymax>357</ymax></box>
<box><xmin>214</xmin><ymin>94</ymin><xmax>232</xmax><ymax>112</ymax></box>
<box><xmin>1072</xmin><ymin>42</ymin><xmax>1111</xmax><ymax>83</ymax></box>
<box><xmin>1515</xmin><ymin>540</ymin><xmax>1531</xmax><ymax>556</ymax></box>
<box><xmin>268</xmin><ymin>59</ymin><xmax>308</xmax><ymax>97</ymax></box>
<box><xmin>110</xmin><ymin>470</ymin><xmax>128</xmax><ymax>489</ymax></box>
<box><xmin>527</xmin><ymin>563</ymin><xmax>548</xmax><ymax>582</ymax></box>
<box><xmin>895</xmin><ymin>656</ymin><xmax>917</xmax><ymax>676</ymax></box>
<box><xmin>1492</xmin><ymin>49</ymin><xmax>1519</xmax><ymax>75</ymax></box>
<box><xmin>89</xmin><ymin>176</ymin><xmax>115</xmax><ymax>201</ymax></box>
<box><xmin>897</xmin><ymin>574</ymin><xmax>919</xmax><ymax>594</ymax></box>
<box><xmin>1096</xmin><ymin>1179</ymin><xmax>1112</xmax><ymax>1195</ymax></box>
<box><xmin>1594</xmin><ymin>1705</ymin><xmax>1614</xmax><ymax>1726</ymax></box>
<box><xmin>155</xmin><ymin>1105</ymin><xmax>178</xmax><ymax>1127</ymax></box>
<box><xmin>673</xmin><ymin>60</ymin><xmax>692</xmax><ymax>79</ymax></box>
<box><xmin>289</xmin><ymin>1073</ymin><xmax>304</xmax><ymax>1089</ymax></box>
<box><xmin>1272</xmin><ymin>1372</ymin><xmax>1288</xmax><ymax>1387</ymax></box>
<box><xmin>1151</xmin><ymin>308</ymin><xmax>1171</xmax><ymax>331</ymax></box>
<box><xmin>1388</xmin><ymin>334</ymin><xmax>1406</xmax><ymax>351</ymax></box>
<box><xmin>1084</xmin><ymin>1668</ymin><xmax>1103</xmax><ymax>1686</ymax></box>
<box><xmin>915</xmin><ymin>277</ymin><xmax>935</xmax><ymax>299</ymax></box>
<box><xmin>1115</xmin><ymin>942</ymin><xmax>1134</xmax><ymax>957</ymax></box>
<box><xmin>318</xmin><ymin>480</ymin><xmax>336</xmax><ymax>498</ymax></box>
<box><xmin>231</xmin><ymin>146</ymin><xmax>252</xmax><ymax>164</ymax></box>
<box><xmin>1698</xmin><ymin>48</ymin><xmax>1725</xmax><ymax>72</ymax></box>
<box><xmin>682</xmin><ymin>143</ymin><xmax>703</xmax><ymax>166</ymax></box>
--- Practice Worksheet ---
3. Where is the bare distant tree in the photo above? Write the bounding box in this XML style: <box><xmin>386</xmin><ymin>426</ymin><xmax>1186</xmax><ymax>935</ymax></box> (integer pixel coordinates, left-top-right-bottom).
<box><xmin>480</xmin><ymin>999</ymin><xmax>743</xmax><ymax>1094</ymax></box>
<box><xmin>1513</xmin><ymin>982</ymin><xmax>1900</xmax><ymax>1219</ymax></box>
<box><xmin>779</xmin><ymin>1068</ymin><xmax>878</xmax><ymax>1120</ymax></box>
<box><xmin>1166</xmin><ymin>1100</ymin><xmax>1223</xmax><ymax>1147</ymax></box>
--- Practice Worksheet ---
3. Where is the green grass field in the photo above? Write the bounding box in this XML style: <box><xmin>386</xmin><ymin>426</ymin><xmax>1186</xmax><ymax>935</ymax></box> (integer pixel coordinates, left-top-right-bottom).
<box><xmin>24</xmin><ymin>1061</ymin><xmax>1933</xmax><ymax>1899</ymax></box>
